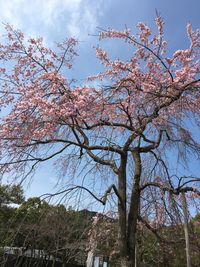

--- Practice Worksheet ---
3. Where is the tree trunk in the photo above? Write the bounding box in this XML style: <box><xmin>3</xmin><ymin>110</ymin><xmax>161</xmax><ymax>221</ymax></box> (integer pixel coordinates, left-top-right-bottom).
<box><xmin>117</xmin><ymin>151</ymin><xmax>141</xmax><ymax>267</ymax></box>
<box><xmin>118</xmin><ymin>154</ymin><xmax>128</xmax><ymax>263</ymax></box>
<box><xmin>127</xmin><ymin>150</ymin><xmax>141</xmax><ymax>267</ymax></box>
<box><xmin>181</xmin><ymin>193</ymin><xmax>191</xmax><ymax>267</ymax></box>
<box><xmin>118</xmin><ymin>152</ymin><xmax>141</xmax><ymax>267</ymax></box>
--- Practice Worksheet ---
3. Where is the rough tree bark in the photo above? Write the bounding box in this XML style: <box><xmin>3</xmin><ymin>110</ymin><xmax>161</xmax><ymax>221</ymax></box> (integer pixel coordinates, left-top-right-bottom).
<box><xmin>117</xmin><ymin>150</ymin><xmax>141</xmax><ymax>267</ymax></box>
<box><xmin>181</xmin><ymin>193</ymin><xmax>191</xmax><ymax>267</ymax></box>
<box><xmin>118</xmin><ymin>153</ymin><xmax>128</xmax><ymax>266</ymax></box>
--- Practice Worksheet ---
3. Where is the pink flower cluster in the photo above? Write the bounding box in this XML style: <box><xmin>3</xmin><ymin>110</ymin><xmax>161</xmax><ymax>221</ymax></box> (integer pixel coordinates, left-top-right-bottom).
<box><xmin>99</xmin><ymin>28</ymin><xmax>130</xmax><ymax>40</ymax></box>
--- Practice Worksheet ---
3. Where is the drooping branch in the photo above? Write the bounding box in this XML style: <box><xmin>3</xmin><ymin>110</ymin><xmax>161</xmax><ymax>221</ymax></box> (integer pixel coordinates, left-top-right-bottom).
<box><xmin>137</xmin><ymin>215</ymin><xmax>186</xmax><ymax>245</ymax></box>
<box><xmin>137</xmin><ymin>215</ymin><xmax>163</xmax><ymax>242</ymax></box>
<box><xmin>149</xmin><ymin>150</ymin><xmax>173</xmax><ymax>187</ymax></box>
<box><xmin>140</xmin><ymin>181</ymin><xmax>200</xmax><ymax>196</ymax></box>
<box><xmin>0</xmin><ymin>144</ymin><xmax>71</xmax><ymax>166</ymax></box>
<box><xmin>40</xmin><ymin>183</ymin><xmax>122</xmax><ymax>206</ymax></box>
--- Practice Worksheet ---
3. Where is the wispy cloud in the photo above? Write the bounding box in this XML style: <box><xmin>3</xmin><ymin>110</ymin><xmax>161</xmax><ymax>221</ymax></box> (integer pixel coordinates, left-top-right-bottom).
<box><xmin>0</xmin><ymin>0</ymin><xmax>110</xmax><ymax>40</ymax></box>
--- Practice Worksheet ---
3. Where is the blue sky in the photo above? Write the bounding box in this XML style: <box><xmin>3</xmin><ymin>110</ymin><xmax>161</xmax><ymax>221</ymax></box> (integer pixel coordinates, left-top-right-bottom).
<box><xmin>0</xmin><ymin>0</ymin><xmax>199</xmax><ymax>203</ymax></box>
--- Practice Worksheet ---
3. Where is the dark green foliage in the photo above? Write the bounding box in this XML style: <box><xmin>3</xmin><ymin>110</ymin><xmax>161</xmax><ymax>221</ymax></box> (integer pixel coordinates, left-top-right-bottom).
<box><xmin>0</xmin><ymin>184</ymin><xmax>24</xmax><ymax>248</ymax></box>
<box><xmin>0</xmin><ymin>184</ymin><xmax>24</xmax><ymax>206</ymax></box>
<box><xmin>0</xmin><ymin>194</ymin><xmax>93</xmax><ymax>265</ymax></box>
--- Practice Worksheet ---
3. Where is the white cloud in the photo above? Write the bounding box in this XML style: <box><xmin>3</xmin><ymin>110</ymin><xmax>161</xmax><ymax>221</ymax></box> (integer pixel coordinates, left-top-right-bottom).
<box><xmin>66</xmin><ymin>0</ymin><xmax>105</xmax><ymax>38</ymax></box>
<box><xmin>0</xmin><ymin>0</ymin><xmax>110</xmax><ymax>40</ymax></box>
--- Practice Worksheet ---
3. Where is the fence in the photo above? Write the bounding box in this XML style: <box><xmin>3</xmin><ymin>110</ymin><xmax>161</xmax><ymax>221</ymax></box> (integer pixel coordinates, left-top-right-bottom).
<box><xmin>86</xmin><ymin>255</ymin><xmax>109</xmax><ymax>267</ymax></box>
